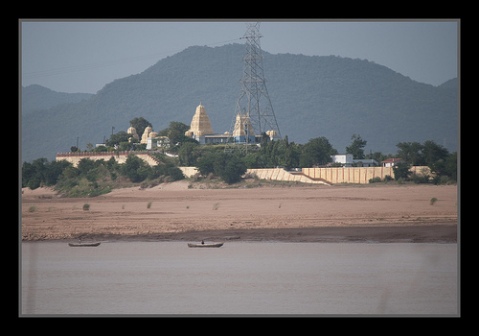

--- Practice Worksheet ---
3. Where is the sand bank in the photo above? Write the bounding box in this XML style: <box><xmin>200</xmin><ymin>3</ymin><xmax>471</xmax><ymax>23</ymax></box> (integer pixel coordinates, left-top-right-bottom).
<box><xmin>21</xmin><ymin>182</ymin><xmax>458</xmax><ymax>243</ymax></box>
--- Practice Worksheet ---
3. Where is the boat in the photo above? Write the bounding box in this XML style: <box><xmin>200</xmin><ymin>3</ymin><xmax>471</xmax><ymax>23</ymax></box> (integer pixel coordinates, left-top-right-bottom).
<box><xmin>68</xmin><ymin>242</ymin><xmax>101</xmax><ymax>247</ymax></box>
<box><xmin>188</xmin><ymin>242</ymin><xmax>223</xmax><ymax>248</ymax></box>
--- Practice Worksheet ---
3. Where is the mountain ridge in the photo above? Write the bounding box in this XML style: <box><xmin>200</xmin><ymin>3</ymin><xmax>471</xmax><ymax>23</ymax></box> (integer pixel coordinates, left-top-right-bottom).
<box><xmin>21</xmin><ymin>84</ymin><xmax>94</xmax><ymax>115</ymax></box>
<box><xmin>21</xmin><ymin>43</ymin><xmax>458</xmax><ymax>162</ymax></box>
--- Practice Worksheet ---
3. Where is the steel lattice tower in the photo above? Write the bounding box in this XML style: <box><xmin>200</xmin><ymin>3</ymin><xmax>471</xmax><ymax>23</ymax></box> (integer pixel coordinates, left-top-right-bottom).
<box><xmin>226</xmin><ymin>22</ymin><xmax>281</xmax><ymax>151</ymax></box>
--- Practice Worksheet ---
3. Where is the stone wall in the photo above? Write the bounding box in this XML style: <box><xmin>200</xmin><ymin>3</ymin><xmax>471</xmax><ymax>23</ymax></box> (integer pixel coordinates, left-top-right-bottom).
<box><xmin>301</xmin><ymin>167</ymin><xmax>394</xmax><ymax>184</ymax></box>
<box><xmin>56</xmin><ymin>151</ymin><xmax>158</xmax><ymax>167</ymax></box>
<box><xmin>246</xmin><ymin>168</ymin><xmax>331</xmax><ymax>185</ymax></box>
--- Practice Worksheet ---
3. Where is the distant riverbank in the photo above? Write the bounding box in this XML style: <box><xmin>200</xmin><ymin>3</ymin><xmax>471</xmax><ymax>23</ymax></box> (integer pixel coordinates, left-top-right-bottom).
<box><xmin>35</xmin><ymin>224</ymin><xmax>455</xmax><ymax>244</ymax></box>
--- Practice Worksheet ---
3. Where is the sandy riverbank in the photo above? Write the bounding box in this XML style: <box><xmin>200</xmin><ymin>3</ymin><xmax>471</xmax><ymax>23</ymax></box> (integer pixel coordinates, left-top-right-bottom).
<box><xmin>21</xmin><ymin>181</ymin><xmax>458</xmax><ymax>243</ymax></box>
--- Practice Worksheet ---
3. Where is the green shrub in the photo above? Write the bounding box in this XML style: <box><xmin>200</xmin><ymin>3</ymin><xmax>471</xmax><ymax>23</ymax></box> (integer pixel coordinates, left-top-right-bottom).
<box><xmin>393</xmin><ymin>162</ymin><xmax>411</xmax><ymax>180</ymax></box>
<box><xmin>120</xmin><ymin>154</ymin><xmax>151</xmax><ymax>183</ymax></box>
<box><xmin>411</xmin><ymin>173</ymin><xmax>430</xmax><ymax>184</ymax></box>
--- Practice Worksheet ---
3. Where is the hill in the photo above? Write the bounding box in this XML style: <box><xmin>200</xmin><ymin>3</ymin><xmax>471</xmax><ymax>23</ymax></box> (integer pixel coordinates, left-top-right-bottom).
<box><xmin>22</xmin><ymin>84</ymin><xmax>93</xmax><ymax>115</ymax></box>
<box><xmin>21</xmin><ymin>43</ymin><xmax>458</xmax><ymax>162</ymax></box>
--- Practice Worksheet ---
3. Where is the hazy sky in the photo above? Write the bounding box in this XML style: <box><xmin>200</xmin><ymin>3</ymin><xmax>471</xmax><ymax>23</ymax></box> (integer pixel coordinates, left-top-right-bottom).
<box><xmin>21</xmin><ymin>20</ymin><xmax>459</xmax><ymax>94</ymax></box>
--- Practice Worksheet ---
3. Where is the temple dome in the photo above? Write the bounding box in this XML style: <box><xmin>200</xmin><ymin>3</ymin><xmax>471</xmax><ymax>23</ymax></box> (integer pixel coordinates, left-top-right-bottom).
<box><xmin>127</xmin><ymin>126</ymin><xmax>139</xmax><ymax>140</ymax></box>
<box><xmin>141</xmin><ymin>126</ymin><xmax>153</xmax><ymax>144</ymax></box>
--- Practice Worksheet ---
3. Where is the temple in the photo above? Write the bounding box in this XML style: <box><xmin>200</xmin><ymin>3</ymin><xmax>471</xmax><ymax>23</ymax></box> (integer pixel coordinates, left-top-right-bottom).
<box><xmin>184</xmin><ymin>103</ymin><xmax>280</xmax><ymax>145</ymax></box>
<box><xmin>232</xmin><ymin>113</ymin><xmax>255</xmax><ymax>143</ymax></box>
<box><xmin>184</xmin><ymin>103</ymin><xmax>214</xmax><ymax>141</ymax></box>
<box><xmin>184</xmin><ymin>103</ymin><xmax>229</xmax><ymax>144</ymax></box>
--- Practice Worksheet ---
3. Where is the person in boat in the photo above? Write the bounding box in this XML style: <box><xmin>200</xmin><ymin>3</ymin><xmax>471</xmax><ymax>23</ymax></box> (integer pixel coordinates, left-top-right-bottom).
<box><xmin>201</xmin><ymin>240</ymin><xmax>204</xmax><ymax>245</ymax></box>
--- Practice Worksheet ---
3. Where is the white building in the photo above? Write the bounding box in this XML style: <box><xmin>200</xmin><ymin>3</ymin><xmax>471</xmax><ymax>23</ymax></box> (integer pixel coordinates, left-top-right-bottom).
<box><xmin>381</xmin><ymin>158</ymin><xmax>403</xmax><ymax>167</ymax></box>
<box><xmin>331</xmin><ymin>154</ymin><xmax>378</xmax><ymax>167</ymax></box>
<box><xmin>331</xmin><ymin>154</ymin><xmax>354</xmax><ymax>166</ymax></box>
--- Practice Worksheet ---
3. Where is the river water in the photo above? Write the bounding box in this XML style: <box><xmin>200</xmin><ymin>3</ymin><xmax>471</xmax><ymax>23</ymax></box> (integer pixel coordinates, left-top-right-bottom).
<box><xmin>20</xmin><ymin>242</ymin><xmax>458</xmax><ymax>316</ymax></box>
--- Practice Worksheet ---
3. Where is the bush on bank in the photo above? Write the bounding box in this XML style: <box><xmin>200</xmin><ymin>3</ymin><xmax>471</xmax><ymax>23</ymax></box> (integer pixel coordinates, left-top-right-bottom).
<box><xmin>21</xmin><ymin>154</ymin><xmax>185</xmax><ymax>197</ymax></box>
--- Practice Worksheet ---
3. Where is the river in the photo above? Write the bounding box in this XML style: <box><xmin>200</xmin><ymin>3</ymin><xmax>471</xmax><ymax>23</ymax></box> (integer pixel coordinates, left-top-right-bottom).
<box><xmin>21</xmin><ymin>241</ymin><xmax>458</xmax><ymax>316</ymax></box>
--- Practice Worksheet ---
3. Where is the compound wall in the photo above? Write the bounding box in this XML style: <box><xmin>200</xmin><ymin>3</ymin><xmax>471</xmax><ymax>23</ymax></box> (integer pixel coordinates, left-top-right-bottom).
<box><xmin>302</xmin><ymin>167</ymin><xmax>394</xmax><ymax>184</ymax></box>
<box><xmin>246</xmin><ymin>168</ymin><xmax>331</xmax><ymax>185</ymax></box>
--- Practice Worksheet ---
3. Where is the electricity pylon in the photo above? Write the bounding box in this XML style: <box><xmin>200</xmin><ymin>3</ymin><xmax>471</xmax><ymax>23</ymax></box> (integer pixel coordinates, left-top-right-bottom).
<box><xmin>225</xmin><ymin>22</ymin><xmax>281</xmax><ymax>153</ymax></box>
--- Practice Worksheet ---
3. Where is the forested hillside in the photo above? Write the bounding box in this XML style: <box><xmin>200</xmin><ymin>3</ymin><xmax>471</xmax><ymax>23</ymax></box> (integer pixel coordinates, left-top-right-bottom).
<box><xmin>21</xmin><ymin>43</ymin><xmax>458</xmax><ymax>162</ymax></box>
<box><xmin>22</xmin><ymin>84</ymin><xmax>93</xmax><ymax>115</ymax></box>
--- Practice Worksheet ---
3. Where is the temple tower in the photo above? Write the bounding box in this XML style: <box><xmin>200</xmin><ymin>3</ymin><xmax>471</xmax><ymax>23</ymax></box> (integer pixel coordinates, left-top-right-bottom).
<box><xmin>185</xmin><ymin>103</ymin><xmax>214</xmax><ymax>144</ymax></box>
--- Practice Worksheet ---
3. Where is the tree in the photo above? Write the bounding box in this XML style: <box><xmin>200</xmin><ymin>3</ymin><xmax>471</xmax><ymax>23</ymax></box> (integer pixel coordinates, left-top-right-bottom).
<box><xmin>346</xmin><ymin>134</ymin><xmax>367</xmax><ymax>159</ymax></box>
<box><xmin>395</xmin><ymin>140</ymin><xmax>456</xmax><ymax>183</ymax></box>
<box><xmin>283</xmin><ymin>142</ymin><xmax>302</xmax><ymax>170</ymax></box>
<box><xmin>196</xmin><ymin>151</ymin><xmax>246</xmax><ymax>184</ymax></box>
<box><xmin>22</xmin><ymin>159</ymin><xmax>44</xmax><ymax>189</ymax></box>
<box><xmin>261</xmin><ymin>139</ymin><xmax>281</xmax><ymax>167</ymax></box>
<box><xmin>178</xmin><ymin>142</ymin><xmax>200</xmax><ymax>166</ymax></box>
<box><xmin>77</xmin><ymin>158</ymin><xmax>97</xmax><ymax>177</ymax></box>
<box><xmin>196</xmin><ymin>151</ymin><xmax>220</xmax><ymax>177</ymax></box>
<box><xmin>93</xmin><ymin>145</ymin><xmax>108</xmax><ymax>152</ymax></box>
<box><xmin>23</xmin><ymin>158</ymin><xmax>50</xmax><ymax>189</ymax></box>
<box><xmin>299</xmin><ymin>137</ymin><xmax>336</xmax><ymax>167</ymax></box>
<box><xmin>106</xmin><ymin>131</ymin><xmax>130</xmax><ymax>148</ymax></box>
<box><xmin>243</xmin><ymin>152</ymin><xmax>264</xmax><ymax>168</ymax></box>
<box><xmin>106</xmin><ymin>156</ymin><xmax>120</xmax><ymax>172</ymax></box>
<box><xmin>366</xmin><ymin>151</ymin><xmax>386</xmax><ymax>163</ymax></box>
<box><xmin>422</xmin><ymin>140</ymin><xmax>449</xmax><ymax>167</ymax></box>
<box><xmin>55</xmin><ymin>165</ymin><xmax>80</xmax><ymax>192</ymax></box>
<box><xmin>44</xmin><ymin>160</ymin><xmax>72</xmax><ymax>186</ymax></box>
<box><xmin>22</xmin><ymin>158</ymin><xmax>73</xmax><ymax>189</ymax></box>
<box><xmin>86</xmin><ymin>143</ymin><xmax>94</xmax><ymax>152</ymax></box>
<box><xmin>149</xmin><ymin>154</ymin><xmax>185</xmax><ymax>182</ymax></box>
<box><xmin>444</xmin><ymin>152</ymin><xmax>457</xmax><ymax>181</ymax></box>
<box><xmin>159</xmin><ymin>121</ymin><xmax>191</xmax><ymax>145</ymax></box>
<box><xmin>215</xmin><ymin>152</ymin><xmax>246</xmax><ymax>184</ymax></box>
<box><xmin>393</xmin><ymin>161</ymin><xmax>411</xmax><ymax>180</ymax></box>
<box><xmin>120</xmin><ymin>154</ymin><xmax>151</xmax><ymax>183</ymax></box>
<box><xmin>130</xmin><ymin>117</ymin><xmax>152</xmax><ymax>140</ymax></box>
<box><xmin>396</xmin><ymin>142</ymin><xmax>424</xmax><ymax>166</ymax></box>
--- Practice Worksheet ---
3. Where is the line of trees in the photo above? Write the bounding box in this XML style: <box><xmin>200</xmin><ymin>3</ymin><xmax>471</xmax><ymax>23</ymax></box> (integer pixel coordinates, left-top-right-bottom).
<box><xmin>393</xmin><ymin>140</ymin><xmax>457</xmax><ymax>183</ymax></box>
<box><xmin>179</xmin><ymin>135</ymin><xmax>338</xmax><ymax>171</ymax></box>
<box><xmin>22</xmin><ymin>154</ymin><xmax>185</xmax><ymax>197</ymax></box>
<box><xmin>21</xmin><ymin>117</ymin><xmax>457</xmax><ymax>195</ymax></box>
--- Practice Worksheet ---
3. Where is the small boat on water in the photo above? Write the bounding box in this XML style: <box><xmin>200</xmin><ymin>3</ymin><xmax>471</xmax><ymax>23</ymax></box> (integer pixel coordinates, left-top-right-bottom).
<box><xmin>68</xmin><ymin>242</ymin><xmax>101</xmax><ymax>247</ymax></box>
<box><xmin>188</xmin><ymin>242</ymin><xmax>223</xmax><ymax>248</ymax></box>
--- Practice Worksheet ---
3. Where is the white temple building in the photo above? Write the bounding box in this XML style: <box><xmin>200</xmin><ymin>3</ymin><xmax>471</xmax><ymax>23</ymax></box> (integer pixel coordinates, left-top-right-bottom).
<box><xmin>184</xmin><ymin>103</ymin><xmax>229</xmax><ymax>144</ymax></box>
